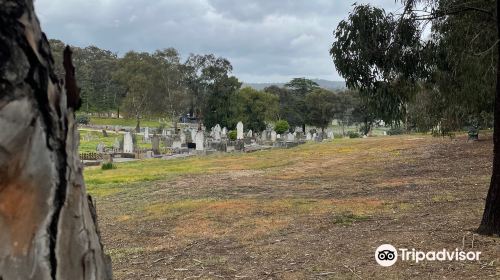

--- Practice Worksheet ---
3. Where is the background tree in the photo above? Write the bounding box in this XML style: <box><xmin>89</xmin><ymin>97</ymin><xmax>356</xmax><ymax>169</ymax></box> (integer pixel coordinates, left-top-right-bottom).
<box><xmin>284</xmin><ymin>78</ymin><xmax>320</xmax><ymax>132</ymax></box>
<box><xmin>235</xmin><ymin>87</ymin><xmax>279</xmax><ymax>132</ymax></box>
<box><xmin>0</xmin><ymin>1</ymin><xmax>111</xmax><ymax>277</ymax></box>
<box><xmin>305</xmin><ymin>88</ymin><xmax>337</xmax><ymax>132</ymax></box>
<box><xmin>265</xmin><ymin>85</ymin><xmax>302</xmax><ymax>129</ymax></box>
<box><xmin>152</xmin><ymin>48</ymin><xmax>188</xmax><ymax>129</ymax></box>
<box><xmin>113</xmin><ymin>51</ymin><xmax>158</xmax><ymax>131</ymax></box>
<box><xmin>333</xmin><ymin>90</ymin><xmax>362</xmax><ymax>136</ymax></box>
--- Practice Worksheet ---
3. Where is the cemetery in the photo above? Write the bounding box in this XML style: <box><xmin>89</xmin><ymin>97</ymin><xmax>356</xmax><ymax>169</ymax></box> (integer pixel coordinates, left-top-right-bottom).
<box><xmin>2</xmin><ymin>1</ymin><xmax>500</xmax><ymax>279</ymax></box>
<box><xmin>78</xmin><ymin>120</ymin><xmax>341</xmax><ymax>166</ymax></box>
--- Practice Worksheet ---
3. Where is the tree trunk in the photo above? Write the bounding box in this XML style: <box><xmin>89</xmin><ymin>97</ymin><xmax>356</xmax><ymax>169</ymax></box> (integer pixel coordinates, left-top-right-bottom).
<box><xmin>0</xmin><ymin>1</ymin><xmax>112</xmax><ymax>279</ymax></box>
<box><xmin>478</xmin><ymin>0</ymin><xmax>500</xmax><ymax>235</ymax></box>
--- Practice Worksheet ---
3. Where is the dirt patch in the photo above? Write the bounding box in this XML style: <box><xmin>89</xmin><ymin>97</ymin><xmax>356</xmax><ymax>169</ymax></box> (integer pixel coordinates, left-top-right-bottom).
<box><xmin>93</xmin><ymin>134</ymin><xmax>500</xmax><ymax>279</ymax></box>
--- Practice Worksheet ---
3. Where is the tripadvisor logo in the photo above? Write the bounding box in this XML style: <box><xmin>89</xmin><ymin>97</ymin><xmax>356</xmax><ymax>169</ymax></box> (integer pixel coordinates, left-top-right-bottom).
<box><xmin>375</xmin><ymin>244</ymin><xmax>481</xmax><ymax>267</ymax></box>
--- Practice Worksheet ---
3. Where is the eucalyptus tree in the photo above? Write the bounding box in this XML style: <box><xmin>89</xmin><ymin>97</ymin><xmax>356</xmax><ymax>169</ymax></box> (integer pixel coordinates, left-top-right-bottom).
<box><xmin>399</xmin><ymin>0</ymin><xmax>499</xmax><ymax>236</ymax></box>
<box><xmin>305</xmin><ymin>89</ymin><xmax>337</xmax><ymax>132</ymax></box>
<box><xmin>334</xmin><ymin>0</ymin><xmax>500</xmax><ymax>235</ymax></box>
<box><xmin>330</xmin><ymin>4</ymin><xmax>422</xmax><ymax>132</ymax></box>
<box><xmin>113</xmin><ymin>51</ymin><xmax>158</xmax><ymax>131</ymax></box>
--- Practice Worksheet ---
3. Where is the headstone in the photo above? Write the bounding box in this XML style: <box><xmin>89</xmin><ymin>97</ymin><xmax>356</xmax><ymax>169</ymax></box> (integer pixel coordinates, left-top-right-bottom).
<box><xmin>144</xmin><ymin>127</ymin><xmax>150</xmax><ymax>141</ymax></box>
<box><xmin>271</xmin><ymin>131</ymin><xmax>277</xmax><ymax>142</ymax></box>
<box><xmin>195</xmin><ymin>131</ymin><xmax>204</xmax><ymax>151</ymax></box>
<box><xmin>261</xmin><ymin>131</ymin><xmax>267</xmax><ymax>141</ymax></box>
<box><xmin>327</xmin><ymin>129</ymin><xmax>334</xmax><ymax>139</ymax></box>
<box><xmin>222</xmin><ymin>127</ymin><xmax>228</xmax><ymax>137</ymax></box>
<box><xmin>180</xmin><ymin>131</ymin><xmax>186</xmax><ymax>144</ymax></box>
<box><xmin>236</xmin><ymin>121</ymin><xmax>244</xmax><ymax>140</ymax></box>
<box><xmin>295</xmin><ymin>126</ymin><xmax>303</xmax><ymax>133</ymax></box>
<box><xmin>172</xmin><ymin>141</ymin><xmax>182</xmax><ymax>149</ymax></box>
<box><xmin>124</xmin><ymin>132</ymin><xmax>134</xmax><ymax>153</ymax></box>
<box><xmin>247</xmin><ymin>129</ymin><xmax>253</xmax><ymax>138</ymax></box>
<box><xmin>162</xmin><ymin>129</ymin><xmax>167</xmax><ymax>137</ymax></box>
<box><xmin>306</xmin><ymin>132</ymin><xmax>312</xmax><ymax>141</ymax></box>
<box><xmin>96</xmin><ymin>142</ymin><xmax>105</xmax><ymax>153</ymax></box>
<box><xmin>152</xmin><ymin>135</ymin><xmax>160</xmax><ymax>154</ymax></box>
<box><xmin>102</xmin><ymin>129</ymin><xmax>108</xmax><ymax>137</ymax></box>
<box><xmin>103</xmin><ymin>154</ymin><xmax>113</xmax><ymax>164</ymax></box>
<box><xmin>190</xmin><ymin>129</ymin><xmax>196</xmax><ymax>143</ymax></box>
<box><xmin>313</xmin><ymin>133</ymin><xmax>318</xmax><ymax>141</ymax></box>
<box><xmin>287</xmin><ymin>133</ymin><xmax>295</xmax><ymax>142</ymax></box>
<box><xmin>113</xmin><ymin>138</ymin><xmax>120</xmax><ymax>150</ymax></box>
<box><xmin>213</xmin><ymin>124</ymin><xmax>222</xmax><ymax>141</ymax></box>
<box><xmin>277</xmin><ymin>134</ymin><xmax>281</xmax><ymax>139</ymax></box>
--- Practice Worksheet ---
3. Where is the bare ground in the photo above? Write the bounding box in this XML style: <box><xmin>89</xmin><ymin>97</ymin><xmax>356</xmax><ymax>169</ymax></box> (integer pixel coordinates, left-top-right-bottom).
<box><xmin>93</xmin><ymin>134</ymin><xmax>500</xmax><ymax>279</ymax></box>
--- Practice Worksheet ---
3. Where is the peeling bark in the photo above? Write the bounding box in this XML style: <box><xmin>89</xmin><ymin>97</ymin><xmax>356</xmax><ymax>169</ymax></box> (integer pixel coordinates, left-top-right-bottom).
<box><xmin>0</xmin><ymin>1</ymin><xmax>112</xmax><ymax>279</ymax></box>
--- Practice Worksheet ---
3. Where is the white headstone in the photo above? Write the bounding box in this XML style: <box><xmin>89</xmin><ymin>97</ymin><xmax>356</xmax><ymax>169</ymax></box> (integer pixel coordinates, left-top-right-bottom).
<box><xmin>277</xmin><ymin>134</ymin><xmax>281</xmax><ymax>139</ymax></box>
<box><xmin>113</xmin><ymin>138</ymin><xmax>120</xmax><ymax>150</ymax></box>
<box><xmin>327</xmin><ymin>130</ymin><xmax>334</xmax><ymax>139</ymax></box>
<box><xmin>144</xmin><ymin>127</ymin><xmax>150</xmax><ymax>140</ymax></box>
<box><xmin>213</xmin><ymin>124</ymin><xmax>221</xmax><ymax>141</ymax></box>
<box><xmin>236</xmin><ymin>121</ymin><xmax>244</xmax><ymax>140</ymax></box>
<box><xmin>180</xmin><ymin>131</ymin><xmax>186</xmax><ymax>143</ymax></box>
<box><xmin>222</xmin><ymin>127</ymin><xmax>227</xmax><ymax>137</ymax></box>
<box><xmin>306</xmin><ymin>132</ymin><xmax>312</xmax><ymax>141</ymax></box>
<box><xmin>270</xmin><ymin>131</ymin><xmax>277</xmax><ymax>142</ymax></box>
<box><xmin>261</xmin><ymin>131</ymin><xmax>267</xmax><ymax>141</ymax></box>
<box><xmin>247</xmin><ymin>129</ymin><xmax>253</xmax><ymax>138</ymax></box>
<box><xmin>190</xmin><ymin>129</ymin><xmax>196</xmax><ymax>142</ymax></box>
<box><xmin>287</xmin><ymin>133</ymin><xmax>295</xmax><ymax>142</ymax></box>
<box><xmin>195</xmin><ymin>131</ymin><xmax>204</xmax><ymax>151</ymax></box>
<box><xmin>162</xmin><ymin>129</ymin><xmax>167</xmax><ymax>137</ymax></box>
<box><xmin>313</xmin><ymin>133</ymin><xmax>317</xmax><ymax>140</ymax></box>
<box><xmin>172</xmin><ymin>141</ymin><xmax>182</xmax><ymax>149</ymax></box>
<box><xmin>124</xmin><ymin>132</ymin><xmax>134</xmax><ymax>153</ymax></box>
<box><xmin>96</xmin><ymin>142</ymin><xmax>105</xmax><ymax>153</ymax></box>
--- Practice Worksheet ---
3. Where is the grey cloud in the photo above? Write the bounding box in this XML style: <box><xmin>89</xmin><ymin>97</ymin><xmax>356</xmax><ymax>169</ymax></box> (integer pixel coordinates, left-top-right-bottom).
<box><xmin>35</xmin><ymin>0</ymin><xmax>401</xmax><ymax>82</ymax></box>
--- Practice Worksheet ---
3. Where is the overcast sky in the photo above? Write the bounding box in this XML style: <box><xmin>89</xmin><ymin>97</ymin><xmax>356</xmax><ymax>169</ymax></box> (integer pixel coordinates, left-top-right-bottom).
<box><xmin>35</xmin><ymin>0</ymin><xmax>402</xmax><ymax>83</ymax></box>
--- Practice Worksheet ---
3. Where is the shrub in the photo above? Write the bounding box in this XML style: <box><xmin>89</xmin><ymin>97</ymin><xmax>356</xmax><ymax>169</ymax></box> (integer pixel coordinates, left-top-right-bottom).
<box><xmin>274</xmin><ymin>120</ymin><xmax>290</xmax><ymax>134</ymax></box>
<box><xmin>347</xmin><ymin>131</ymin><xmax>360</xmax><ymax>138</ymax></box>
<box><xmin>76</xmin><ymin>114</ymin><xmax>90</xmax><ymax>125</ymax></box>
<box><xmin>228</xmin><ymin>130</ymin><xmax>237</xmax><ymax>140</ymax></box>
<box><xmin>101</xmin><ymin>162</ymin><xmax>116</xmax><ymax>170</ymax></box>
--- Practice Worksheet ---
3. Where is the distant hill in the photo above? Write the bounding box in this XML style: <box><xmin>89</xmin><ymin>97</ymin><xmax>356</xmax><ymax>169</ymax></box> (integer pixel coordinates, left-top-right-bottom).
<box><xmin>242</xmin><ymin>79</ymin><xmax>346</xmax><ymax>91</ymax></box>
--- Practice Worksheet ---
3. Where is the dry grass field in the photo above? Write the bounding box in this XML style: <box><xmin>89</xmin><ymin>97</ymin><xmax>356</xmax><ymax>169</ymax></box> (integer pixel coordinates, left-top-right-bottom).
<box><xmin>85</xmin><ymin>134</ymin><xmax>500</xmax><ymax>279</ymax></box>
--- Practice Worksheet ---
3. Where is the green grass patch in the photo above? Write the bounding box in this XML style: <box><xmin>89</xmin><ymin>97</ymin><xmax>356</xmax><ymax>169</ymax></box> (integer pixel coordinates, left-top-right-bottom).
<box><xmin>89</xmin><ymin>117</ymin><xmax>168</xmax><ymax>128</ymax></box>
<box><xmin>332</xmin><ymin>212</ymin><xmax>370</xmax><ymax>225</ymax></box>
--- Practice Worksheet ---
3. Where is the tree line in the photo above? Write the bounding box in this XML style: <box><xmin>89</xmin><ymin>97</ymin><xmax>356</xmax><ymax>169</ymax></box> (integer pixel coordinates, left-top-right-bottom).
<box><xmin>50</xmin><ymin>39</ymin><xmax>370</xmax><ymax>133</ymax></box>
